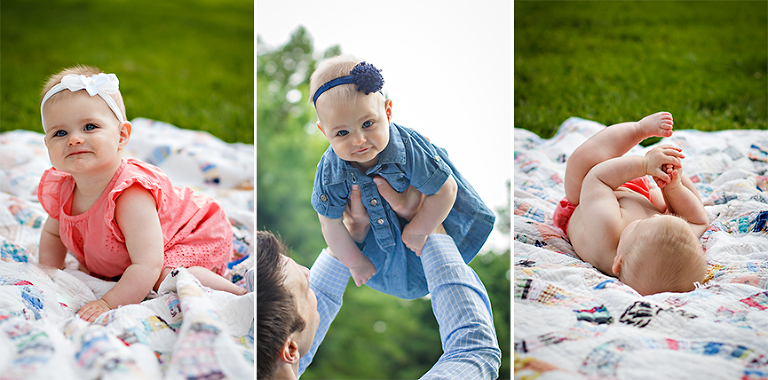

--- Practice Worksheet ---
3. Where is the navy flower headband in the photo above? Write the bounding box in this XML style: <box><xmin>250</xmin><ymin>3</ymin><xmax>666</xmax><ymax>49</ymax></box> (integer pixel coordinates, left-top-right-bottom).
<box><xmin>312</xmin><ymin>61</ymin><xmax>384</xmax><ymax>107</ymax></box>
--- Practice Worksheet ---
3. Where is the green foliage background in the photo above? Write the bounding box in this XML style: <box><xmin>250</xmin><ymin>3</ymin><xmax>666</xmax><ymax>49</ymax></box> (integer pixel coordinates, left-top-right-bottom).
<box><xmin>257</xmin><ymin>27</ymin><xmax>511</xmax><ymax>379</ymax></box>
<box><xmin>515</xmin><ymin>1</ymin><xmax>767</xmax><ymax>141</ymax></box>
<box><xmin>1</xmin><ymin>0</ymin><xmax>254</xmax><ymax>144</ymax></box>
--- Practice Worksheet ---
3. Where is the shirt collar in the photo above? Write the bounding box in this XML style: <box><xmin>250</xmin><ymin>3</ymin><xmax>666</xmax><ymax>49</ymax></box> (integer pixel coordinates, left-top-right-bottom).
<box><xmin>374</xmin><ymin>123</ymin><xmax>407</xmax><ymax>168</ymax></box>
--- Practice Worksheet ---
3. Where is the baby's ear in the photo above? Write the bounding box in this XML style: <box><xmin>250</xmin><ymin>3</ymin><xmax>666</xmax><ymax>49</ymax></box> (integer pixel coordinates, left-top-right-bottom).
<box><xmin>118</xmin><ymin>121</ymin><xmax>132</xmax><ymax>149</ymax></box>
<box><xmin>316</xmin><ymin>121</ymin><xmax>326</xmax><ymax>136</ymax></box>
<box><xmin>611</xmin><ymin>255</ymin><xmax>623</xmax><ymax>276</ymax></box>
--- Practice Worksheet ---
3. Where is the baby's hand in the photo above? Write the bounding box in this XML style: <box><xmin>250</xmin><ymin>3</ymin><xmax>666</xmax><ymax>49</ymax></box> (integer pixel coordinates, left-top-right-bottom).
<box><xmin>402</xmin><ymin>224</ymin><xmax>428</xmax><ymax>256</ymax></box>
<box><xmin>661</xmin><ymin>164</ymin><xmax>684</xmax><ymax>190</ymax></box>
<box><xmin>77</xmin><ymin>299</ymin><xmax>111</xmax><ymax>322</ymax></box>
<box><xmin>652</xmin><ymin>164</ymin><xmax>674</xmax><ymax>188</ymax></box>
<box><xmin>644</xmin><ymin>144</ymin><xmax>684</xmax><ymax>184</ymax></box>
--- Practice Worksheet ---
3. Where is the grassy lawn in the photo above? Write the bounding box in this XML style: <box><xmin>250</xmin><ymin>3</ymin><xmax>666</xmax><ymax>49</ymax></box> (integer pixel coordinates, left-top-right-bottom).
<box><xmin>1</xmin><ymin>0</ymin><xmax>254</xmax><ymax>144</ymax></box>
<box><xmin>515</xmin><ymin>1</ymin><xmax>767</xmax><ymax>141</ymax></box>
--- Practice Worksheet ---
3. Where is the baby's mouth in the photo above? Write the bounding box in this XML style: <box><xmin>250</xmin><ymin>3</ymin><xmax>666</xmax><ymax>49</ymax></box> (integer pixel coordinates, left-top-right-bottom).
<box><xmin>66</xmin><ymin>150</ymin><xmax>91</xmax><ymax>157</ymax></box>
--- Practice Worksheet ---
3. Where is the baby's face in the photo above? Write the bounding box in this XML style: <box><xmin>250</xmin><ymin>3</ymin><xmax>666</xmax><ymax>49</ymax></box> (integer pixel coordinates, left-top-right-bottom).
<box><xmin>43</xmin><ymin>91</ymin><xmax>127</xmax><ymax>175</ymax></box>
<box><xmin>316</xmin><ymin>91</ymin><xmax>391</xmax><ymax>171</ymax></box>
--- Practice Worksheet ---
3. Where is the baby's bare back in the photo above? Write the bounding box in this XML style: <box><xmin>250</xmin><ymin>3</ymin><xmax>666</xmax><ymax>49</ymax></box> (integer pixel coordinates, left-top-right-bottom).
<box><xmin>568</xmin><ymin>189</ymin><xmax>662</xmax><ymax>276</ymax></box>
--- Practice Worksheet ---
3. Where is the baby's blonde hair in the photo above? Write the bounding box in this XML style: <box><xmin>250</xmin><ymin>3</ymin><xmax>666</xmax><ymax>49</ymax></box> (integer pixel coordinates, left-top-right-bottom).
<box><xmin>40</xmin><ymin>65</ymin><xmax>127</xmax><ymax>121</ymax></box>
<box><xmin>309</xmin><ymin>55</ymin><xmax>384</xmax><ymax>110</ymax></box>
<box><xmin>619</xmin><ymin>216</ymin><xmax>707</xmax><ymax>295</ymax></box>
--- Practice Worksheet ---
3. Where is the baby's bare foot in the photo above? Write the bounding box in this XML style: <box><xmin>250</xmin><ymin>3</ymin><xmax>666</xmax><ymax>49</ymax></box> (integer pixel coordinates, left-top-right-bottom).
<box><xmin>349</xmin><ymin>258</ymin><xmax>376</xmax><ymax>287</ymax></box>
<box><xmin>637</xmin><ymin>111</ymin><xmax>674</xmax><ymax>139</ymax></box>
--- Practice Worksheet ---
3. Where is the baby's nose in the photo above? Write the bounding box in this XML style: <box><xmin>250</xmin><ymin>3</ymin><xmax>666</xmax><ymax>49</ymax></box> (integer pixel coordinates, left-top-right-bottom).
<box><xmin>68</xmin><ymin>134</ymin><xmax>84</xmax><ymax>145</ymax></box>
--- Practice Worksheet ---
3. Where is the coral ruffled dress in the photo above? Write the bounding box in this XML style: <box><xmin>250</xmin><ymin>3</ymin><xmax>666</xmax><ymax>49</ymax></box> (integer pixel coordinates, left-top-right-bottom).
<box><xmin>38</xmin><ymin>158</ymin><xmax>233</xmax><ymax>279</ymax></box>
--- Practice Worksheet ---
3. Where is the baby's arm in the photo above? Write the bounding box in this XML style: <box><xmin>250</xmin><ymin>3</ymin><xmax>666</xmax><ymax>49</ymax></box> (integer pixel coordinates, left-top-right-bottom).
<box><xmin>402</xmin><ymin>175</ymin><xmax>457</xmax><ymax>256</ymax></box>
<box><xmin>577</xmin><ymin>149</ymin><xmax>683</xmax><ymax>272</ymax></box>
<box><xmin>38</xmin><ymin>217</ymin><xmax>67</xmax><ymax>269</ymax></box>
<box><xmin>590</xmin><ymin>145</ymin><xmax>683</xmax><ymax>191</ymax></box>
<box><xmin>77</xmin><ymin>185</ymin><xmax>165</xmax><ymax>322</ymax></box>
<box><xmin>318</xmin><ymin>213</ymin><xmax>375</xmax><ymax>287</ymax></box>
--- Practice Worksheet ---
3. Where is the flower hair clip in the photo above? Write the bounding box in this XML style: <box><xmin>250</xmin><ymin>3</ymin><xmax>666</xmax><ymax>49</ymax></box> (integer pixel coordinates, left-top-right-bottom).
<box><xmin>41</xmin><ymin>73</ymin><xmax>124</xmax><ymax>131</ymax></box>
<box><xmin>313</xmin><ymin>61</ymin><xmax>384</xmax><ymax>107</ymax></box>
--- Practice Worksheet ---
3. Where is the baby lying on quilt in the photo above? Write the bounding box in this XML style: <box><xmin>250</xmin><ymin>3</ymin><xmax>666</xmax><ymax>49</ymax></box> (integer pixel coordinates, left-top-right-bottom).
<box><xmin>554</xmin><ymin>112</ymin><xmax>709</xmax><ymax>295</ymax></box>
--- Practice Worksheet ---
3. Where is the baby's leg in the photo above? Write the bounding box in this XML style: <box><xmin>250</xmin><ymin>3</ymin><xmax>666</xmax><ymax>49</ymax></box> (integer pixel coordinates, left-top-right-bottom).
<box><xmin>154</xmin><ymin>267</ymin><xmax>247</xmax><ymax>295</ymax></box>
<box><xmin>345</xmin><ymin>253</ymin><xmax>376</xmax><ymax>287</ymax></box>
<box><xmin>319</xmin><ymin>214</ymin><xmax>376</xmax><ymax>287</ymax></box>
<box><xmin>564</xmin><ymin>112</ymin><xmax>673</xmax><ymax>205</ymax></box>
<box><xmin>187</xmin><ymin>267</ymin><xmax>247</xmax><ymax>295</ymax></box>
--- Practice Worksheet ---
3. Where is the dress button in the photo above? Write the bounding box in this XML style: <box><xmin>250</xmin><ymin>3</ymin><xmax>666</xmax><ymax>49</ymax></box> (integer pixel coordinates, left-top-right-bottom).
<box><xmin>370</xmin><ymin>199</ymin><xmax>378</xmax><ymax>206</ymax></box>
<box><xmin>377</xmin><ymin>218</ymin><xmax>385</xmax><ymax>225</ymax></box>
<box><xmin>320</xmin><ymin>194</ymin><xmax>328</xmax><ymax>202</ymax></box>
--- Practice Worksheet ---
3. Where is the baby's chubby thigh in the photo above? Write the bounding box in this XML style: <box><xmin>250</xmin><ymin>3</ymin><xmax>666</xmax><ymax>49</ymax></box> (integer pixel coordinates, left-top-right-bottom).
<box><xmin>649</xmin><ymin>187</ymin><xmax>667</xmax><ymax>213</ymax></box>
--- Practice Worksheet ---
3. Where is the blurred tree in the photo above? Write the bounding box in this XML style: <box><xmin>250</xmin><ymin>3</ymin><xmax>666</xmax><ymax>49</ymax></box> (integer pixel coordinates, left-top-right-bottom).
<box><xmin>256</xmin><ymin>26</ymin><xmax>338</xmax><ymax>264</ymax></box>
<box><xmin>257</xmin><ymin>26</ymin><xmax>510</xmax><ymax>379</ymax></box>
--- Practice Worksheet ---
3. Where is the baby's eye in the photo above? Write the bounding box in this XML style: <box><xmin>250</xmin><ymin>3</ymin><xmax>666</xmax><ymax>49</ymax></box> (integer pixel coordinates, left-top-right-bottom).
<box><xmin>336</xmin><ymin>130</ymin><xmax>349</xmax><ymax>137</ymax></box>
<box><xmin>52</xmin><ymin>130</ymin><xmax>67</xmax><ymax>137</ymax></box>
<box><xmin>84</xmin><ymin>123</ymin><xmax>98</xmax><ymax>131</ymax></box>
<box><xmin>362</xmin><ymin>121</ymin><xmax>373</xmax><ymax>128</ymax></box>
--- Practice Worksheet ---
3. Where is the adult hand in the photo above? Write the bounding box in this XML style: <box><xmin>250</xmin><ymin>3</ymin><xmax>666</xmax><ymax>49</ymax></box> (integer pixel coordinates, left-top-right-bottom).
<box><xmin>373</xmin><ymin>177</ymin><xmax>426</xmax><ymax>222</ymax></box>
<box><xmin>343</xmin><ymin>185</ymin><xmax>370</xmax><ymax>243</ymax></box>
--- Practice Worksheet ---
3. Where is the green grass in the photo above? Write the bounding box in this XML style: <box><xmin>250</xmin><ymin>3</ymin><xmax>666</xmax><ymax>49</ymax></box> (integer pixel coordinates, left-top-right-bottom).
<box><xmin>1</xmin><ymin>0</ymin><xmax>254</xmax><ymax>144</ymax></box>
<box><xmin>515</xmin><ymin>1</ymin><xmax>767</xmax><ymax>140</ymax></box>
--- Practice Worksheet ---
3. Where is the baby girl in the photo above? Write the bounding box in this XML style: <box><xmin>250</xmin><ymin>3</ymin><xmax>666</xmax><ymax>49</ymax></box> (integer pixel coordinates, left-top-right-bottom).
<box><xmin>37</xmin><ymin>65</ymin><xmax>245</xmax><ymax>322</ymax></box>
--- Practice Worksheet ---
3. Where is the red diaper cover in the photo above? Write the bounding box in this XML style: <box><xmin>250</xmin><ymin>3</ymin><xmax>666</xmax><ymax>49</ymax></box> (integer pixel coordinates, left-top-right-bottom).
<box><xmin>553</xmin><ymin>176</ymin><xmax>651</xmax><ymax>233</ymax></box>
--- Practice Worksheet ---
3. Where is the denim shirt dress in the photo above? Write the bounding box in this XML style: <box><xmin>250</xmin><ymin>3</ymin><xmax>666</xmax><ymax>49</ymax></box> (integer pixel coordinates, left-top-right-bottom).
<box><xmin>312</xmin><ymin>123</ymin><xmax>495</xmax><ymax>299</ymax></box>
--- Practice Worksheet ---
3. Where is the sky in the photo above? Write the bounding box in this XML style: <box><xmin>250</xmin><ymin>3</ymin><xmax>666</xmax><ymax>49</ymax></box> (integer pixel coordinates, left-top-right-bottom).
<box><xmin>256</xmin><ymin>0</ymin><xmax>512</xmax><ymax>251</ymax></box>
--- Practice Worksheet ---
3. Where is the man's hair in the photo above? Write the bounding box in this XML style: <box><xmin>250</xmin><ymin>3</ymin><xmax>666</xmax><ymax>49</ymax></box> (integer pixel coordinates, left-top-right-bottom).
<box><xmin>256</xmin><ymin>231</ymin><xmax>306</xmax><ymax>379</ymax></box>
<box><xmin>40</xmin><ymin>65</ymin><xmax>127</xmax><ymax>120</ymax></box>
<box><xmin>620</xmin><ymin>216</ymin><xmax>707</xmax><ymax>295</ymax></box>
<box><xmin>309</xmin><ymin>54</ymin><xmax>370</xmax><ymax>109</ymax></box>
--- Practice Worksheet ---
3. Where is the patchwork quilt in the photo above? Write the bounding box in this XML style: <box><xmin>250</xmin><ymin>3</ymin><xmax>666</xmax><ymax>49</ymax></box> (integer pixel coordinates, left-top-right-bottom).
<box><xmin>514</xmin><ymin>118</ymin><xmax>768</xmax><ymax>380</ymax></box>
<box><xmin>0</xmin><ymin>119</ymin><xmax>254</xmax><ymax>379</ymax></box>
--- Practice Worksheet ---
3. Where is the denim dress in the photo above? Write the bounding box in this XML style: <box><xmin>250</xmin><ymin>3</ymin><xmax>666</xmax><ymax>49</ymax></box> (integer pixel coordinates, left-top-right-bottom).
<box><xmin>312</xmin><ymin>123</ymin><xmax>495</xmax><ymax>299</ymax></box>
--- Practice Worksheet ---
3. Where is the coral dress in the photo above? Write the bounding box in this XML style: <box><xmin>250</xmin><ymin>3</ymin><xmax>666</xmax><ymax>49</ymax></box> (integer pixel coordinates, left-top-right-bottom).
<box><xmin>38</xmin><ymin>158</ymin><xmax>233</xmax><ymax>279</ymax></box>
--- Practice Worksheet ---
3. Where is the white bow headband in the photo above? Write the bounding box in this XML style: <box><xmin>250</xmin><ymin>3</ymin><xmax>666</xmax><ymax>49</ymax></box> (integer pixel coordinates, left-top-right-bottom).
<box><xmin>41</xmin><ymin>73</ymin><xmax>125</xmax><ymax>131</ymax></box>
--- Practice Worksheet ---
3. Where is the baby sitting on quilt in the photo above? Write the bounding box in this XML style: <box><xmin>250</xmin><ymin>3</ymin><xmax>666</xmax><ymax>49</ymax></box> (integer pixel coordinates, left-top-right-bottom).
<box><xmin>36</xmin><ymin>65</ymin><xmax>247</xmax><ymax>323</ymax></box>
<box><xmin>554</xmin><ymin>112</ymin><xmax>709</xmax><ymax>295</ymax></box>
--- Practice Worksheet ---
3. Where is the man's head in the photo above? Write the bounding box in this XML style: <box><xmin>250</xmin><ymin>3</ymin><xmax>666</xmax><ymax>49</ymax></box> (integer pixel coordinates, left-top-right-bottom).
<box><xmin>613</xmin><ymin>214</ymin><xmax>707</xmax><ymax>296</ymax></box>
<box><xmin>310</xmin><ymin>55</ymin><xmax>392</xmax><ymax>171</ymax></box>
<box><xmin>257</xmin><ymin>231</ymin><xmax>320</xmax><ymax>379</ymax></box>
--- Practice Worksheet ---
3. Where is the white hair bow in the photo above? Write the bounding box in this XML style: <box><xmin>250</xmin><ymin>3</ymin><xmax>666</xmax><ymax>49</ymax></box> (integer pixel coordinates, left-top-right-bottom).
<box><xmin>41</xmin><ymin>73</ymin><xmax>125</xmax><ymax>131</ymax></box>
<box><xmin>61</xmin><ymin>73</ymin><xmax>120</xmax><ymax>97</ymax></box>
